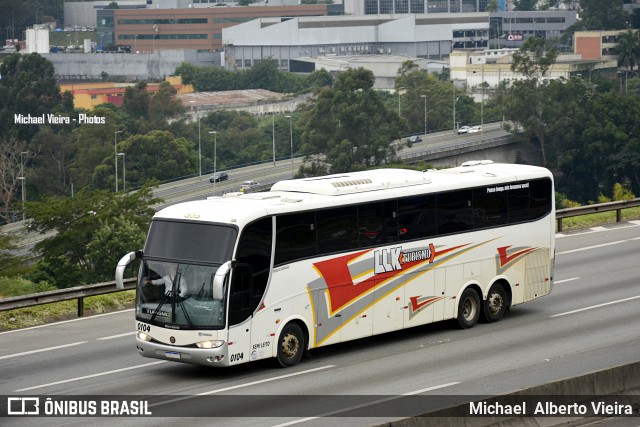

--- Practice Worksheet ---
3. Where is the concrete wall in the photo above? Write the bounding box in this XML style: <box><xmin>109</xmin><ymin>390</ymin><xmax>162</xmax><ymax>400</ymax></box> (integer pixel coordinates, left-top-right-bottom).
<box><xmin>45</xmin><ymin>50</ymin><xmax>218</xmax><ymax>80</ymax></box>
<box><xmin>387</xmin><ymin>361</ymin><xmax>640</xmax><ymax>427</ymax></box>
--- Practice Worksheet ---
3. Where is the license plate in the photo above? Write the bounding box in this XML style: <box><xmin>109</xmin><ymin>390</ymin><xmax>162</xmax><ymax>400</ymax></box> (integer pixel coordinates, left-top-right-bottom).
<box><xmin>165</xmin><ymin>351</ymin><xmax>181</xmax><ymax>360</ymax></box>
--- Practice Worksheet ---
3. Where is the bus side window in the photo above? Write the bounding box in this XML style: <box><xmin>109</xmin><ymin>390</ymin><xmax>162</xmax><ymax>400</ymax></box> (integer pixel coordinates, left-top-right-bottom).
<box><xmin>231</xmin><ymin>217</ymin><xmax>273</xmax><ymax>325</ymax></box>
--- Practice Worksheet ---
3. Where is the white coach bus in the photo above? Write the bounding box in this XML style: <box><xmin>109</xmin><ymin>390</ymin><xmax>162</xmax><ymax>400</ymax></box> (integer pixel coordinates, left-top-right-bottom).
<box><xmin>115</xmin><ymin>161</ymin><xmax>555</xmax><ymax>368</ymax></box>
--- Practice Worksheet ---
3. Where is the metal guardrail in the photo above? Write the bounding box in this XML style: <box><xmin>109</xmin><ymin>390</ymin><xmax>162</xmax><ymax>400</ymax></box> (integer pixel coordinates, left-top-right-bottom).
<box><xmin>0</xmin><ymin>198</ymin><xmax>639</xmax><ymax>317</ymax></box>
<box><xmin>0</xmin><ymin>278</ymin><xmax>136</xmax><ymax>317</ymax></box>
<box><xmin>399</xmin><ymin>135</ymin><xmax>513</xmax><ymax>163</ymax></box>
<box><xmin>556</xmin><ymin>197</ymin><xmax>640</xmax><ymax>232</ymax></box>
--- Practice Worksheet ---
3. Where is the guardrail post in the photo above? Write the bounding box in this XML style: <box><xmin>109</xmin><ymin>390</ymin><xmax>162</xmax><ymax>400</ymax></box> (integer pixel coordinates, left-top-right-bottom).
<box><xmin>78</xmin><ymin>297</ymin><xmax>84</xmax><ymax>317</ymax></box>
<box><xmin>557</xmin><ymin>218</ymin><xmax>563</xmax><ymax>232</ymax></box>
<box><xmin>616</xmin><ymin>209</ymin><xmax>622</xmax><ymax>223</ymax></box>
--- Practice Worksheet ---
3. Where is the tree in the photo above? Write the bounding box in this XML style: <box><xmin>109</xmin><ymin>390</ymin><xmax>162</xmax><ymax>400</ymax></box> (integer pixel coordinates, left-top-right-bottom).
<box><xmin>0</xmin><ymin>53</ymin><xmax>66</xmax><ymax>141</ymax></box>
<box><xmin>578</xmin><ymin>0</ymin><xmax>627</xmax><ymax>30</ymax></box>
<box><xmin>95</xmin><ymin>130</ymin><xmax>196</xmax><ymax>189</ymax></box>
<box><xmin>510</xmin><ymin>37</ymin><xmax>558</xmax><ymax>166</ymax></box>
<box><xmin>26</xmin><ymin>185</ymin><xmax>160</xmax><ymax>287</ymax></box>
<box><xmin>513</xmin><ymin>0</ymin><xmax>538</xmax><ymax>11</ymax></box>
<box><xmin>615</xmin><ymin>30</ymin><xmax>640</xmax><ymax>71</ymax></box>
<box><xmin>486</xmin><ymin>0</ymin><xmax>499</xmax><ymax>13</ymax></box>
<box><xmin>299</xmin><ymin>68</ymin><xmax>402</xmax><ymax>175</ymax></box>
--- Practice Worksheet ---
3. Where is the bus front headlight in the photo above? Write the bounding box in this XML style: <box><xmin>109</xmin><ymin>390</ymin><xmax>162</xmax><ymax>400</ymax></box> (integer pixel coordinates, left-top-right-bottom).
<box><xmin>137</xmin><ymin>331</ymin><xmax>152</xmax><ymax>342</ymax></box>
<box><xmin>196</xmin><ymin>340</ymin><xmax>225</xmax><ymax>349</ymax></box>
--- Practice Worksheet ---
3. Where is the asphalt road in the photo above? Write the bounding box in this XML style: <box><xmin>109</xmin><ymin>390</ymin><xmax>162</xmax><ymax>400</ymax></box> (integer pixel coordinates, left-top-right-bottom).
<box><xmin>1</xmin><ymin>221</ymin><xmax>639</xmax><ymax>426</ymax></box>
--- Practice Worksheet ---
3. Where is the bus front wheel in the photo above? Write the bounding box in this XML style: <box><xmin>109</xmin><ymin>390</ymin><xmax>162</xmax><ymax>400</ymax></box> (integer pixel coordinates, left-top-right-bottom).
<box><xmin>276</xmin><ymin>322</ymin><xmax>305</xmax><ymax>367</ymax></box>
<box><xmin>483</xmin><ymin>283</ymin><xmax>507</xmax><ymax>323</ymax></box>
<box><xmin>456</xmin><ymin>288</ymin><xmax>480</xmax><ymax>329</ymax></box>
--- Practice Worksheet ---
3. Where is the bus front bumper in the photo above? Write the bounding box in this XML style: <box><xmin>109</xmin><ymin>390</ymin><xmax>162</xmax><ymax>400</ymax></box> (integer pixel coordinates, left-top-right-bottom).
<box><xmin>136</xmin><ymin>337</ymin><xmax>229</xmax><ymax>367</ymax></box>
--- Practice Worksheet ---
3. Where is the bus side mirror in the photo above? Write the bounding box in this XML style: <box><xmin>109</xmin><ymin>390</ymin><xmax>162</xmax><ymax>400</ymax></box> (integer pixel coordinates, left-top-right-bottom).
<box><xmin>115</xmin><ymin>250</ymin><xmax>142</xmax><ymax>289</ymax></box>
<box><xmin>212</xmin><ymin>260</ymin><xmax>232</xmax><ymax>300</ymax></box>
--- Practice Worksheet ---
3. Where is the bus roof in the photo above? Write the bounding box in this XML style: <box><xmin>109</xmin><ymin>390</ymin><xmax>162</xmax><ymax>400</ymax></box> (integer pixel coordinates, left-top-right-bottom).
<box><xmin>153</xmin><ymin>162</ymin><xmax>552</xmax><ymax>228</ymax></box>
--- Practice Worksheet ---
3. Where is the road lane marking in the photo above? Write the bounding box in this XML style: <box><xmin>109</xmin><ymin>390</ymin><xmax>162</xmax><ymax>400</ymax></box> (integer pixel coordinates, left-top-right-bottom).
<box><xmin>556</xmin><ymin>221</ymin><xmax>640</xmax><ymax>239</ymax></box>
<box><xmin>149</xmin><ymin>365</ymin><xmax>337</xmax><ymax>410</ymax></box>
<box><xmin>556</xmin><ymin>237</ymin><xmax>640</xmax><ymax>255</ymax></box>
<box><xmin>403</xmin><ymin>382</ymin><xmax>461</xmax><ymax>395</ymax></box>
<box><xmin>97</xmin><ymin>332</ymin><xmax>136</xmax><ymax>340</ymax></box>
<box><xmin>271</xmin><ymin>382</ymin><xmax>460</xmax><ymax>427</ymax></box>
<box><xmin>551</xmin><ymin>295</ymin><xmax>640</xmax><ymax>318</ymax></box>
<box><xmin>0</xmin><ymin>341</ymin><xmax>88</xmax><ymax>360</ymax></box>
<box><xmin>555</xmin><ymin>277</ymin><xmax>580</xmax><ymax>284</ymax></box>
<box><xmin>14</xmin><ymin>361</ymin><xmax>167</xmax><ymax>392</ymax></box>
<box><xmin>197</xmin><ymin>365</ymin><xmax>336</xmax><ymax>395</ymax></box>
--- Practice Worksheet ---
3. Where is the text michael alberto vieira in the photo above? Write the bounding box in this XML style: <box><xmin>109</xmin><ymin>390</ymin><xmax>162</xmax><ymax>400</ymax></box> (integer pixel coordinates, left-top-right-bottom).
<box><xmin>14</xmin><ymin>113</ymin><xmax>105</xmax><ymax>125</ymax></box>
<box><xmin>469</xmin><ymin>400</ymin><xmax>636</xmax><ymax>416</ymax></box>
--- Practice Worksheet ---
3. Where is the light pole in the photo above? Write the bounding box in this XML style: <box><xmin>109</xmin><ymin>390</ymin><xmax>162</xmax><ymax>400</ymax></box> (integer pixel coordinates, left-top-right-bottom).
<box><xmin>18</xmin><ymin>177</ymin><xmax>26</xmax><ymax>221</ymax></box>
<box><xmin>285</xmin><ymin>115</ymin><xmax>293</xmax><ymax>176</ymax></box>
<box><xmin>397</xmin><ymin>87</ymin><xmax>404</xmax><ymax>117</ymax></box>
<box><xmin>452</xmin><ymin>82</ymin><xmax>459</xmax><ymax>132</ymax></box>
<box><xmin>117</xmin><ymin>153</ymin><xmax>126</xmax><ymax>192</ymax></box>
<box><xmin>420</xmin><ymin>94</ymin><xmax>427</xmax><ymax>140</ymax></box>
<box><xmin>198</xmin><ymin>117</ymin><xmax>202</xmax><ymax>178</ymax></box>
<box><xmin>114</xmin><ymin>130</ymin><xmax>122</xmax><ymax>192</ymax></box>
<box><xmin>208</xmin><ymin>131</ymin><xmax>217</xmax><ymax>192</ymax></box>
<box><xmin>272</xmin><ymin>111</ymin><xmax>276</xmax><ymax>166</ymax></box>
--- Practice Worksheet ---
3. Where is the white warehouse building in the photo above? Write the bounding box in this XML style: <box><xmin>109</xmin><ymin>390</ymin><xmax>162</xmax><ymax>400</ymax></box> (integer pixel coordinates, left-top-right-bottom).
<box><xmin>222</xmin><ymin>13</ymin><xmax>490</xmax><ymax>79</ymax></box>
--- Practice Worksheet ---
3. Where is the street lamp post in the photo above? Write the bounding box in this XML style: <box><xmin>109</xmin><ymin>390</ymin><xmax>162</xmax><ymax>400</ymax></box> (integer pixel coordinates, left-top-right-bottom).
<box><xmin>397</xmin><ymin>87</ymin><xmax>404</xmax><ymax>118</ymax></box>
<box><xmin>285</xmin><ymin>115</ymin><xmax>293</xmax><ymax>176</ymax></box>
<box><xmin>18</xmin><ymin>177</ymin><xmax>26</xmax><ymax>222</ymax></box>
<box><xmin>452</xmin><ymin>82</ymin><xmax>459</xmax><ymax>132</ymax></box>
<box><xmin>20</xmin><ymin>150</ymin><xmax>28</xmax><ymax>221</ymax></box>
<box><xmin>420</xmin><ymin>94</ymin><xmax>427</xmax><ymax>140</ymax></box>
<box><xmin>272</xmin><ymin>111</ymin><xmax>276</xmax><ymax>166</ymax></box>
<box><xmin>117</xmin><ymin>153</ymin><xmax>126</xmax><ymax>192</ymax></box>
<box><xmin>208</xmin><ymin>131</ymin><xmax>217</xmax><ymax>192</ymax></box>
<box><xmin>114</xmin><ymin>130</ymin><xmax>122</xmax><ymax>192</ymax></box>
<box><xmin>198</xmin><ymin>117</ymin><xmax>202</xmax><ymax>178</ymax></box>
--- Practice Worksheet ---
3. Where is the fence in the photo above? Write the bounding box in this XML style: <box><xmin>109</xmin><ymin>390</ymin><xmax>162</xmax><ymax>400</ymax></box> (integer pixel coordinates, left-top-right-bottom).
<box><xmin>1</xmin><ymin>198</ymin><xmax>639</xmax><ymax>317</ymax></box>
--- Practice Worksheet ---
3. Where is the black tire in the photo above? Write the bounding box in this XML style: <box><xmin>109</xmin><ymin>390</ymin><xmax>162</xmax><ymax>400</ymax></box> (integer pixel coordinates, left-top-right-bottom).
<box><xmin>456</xmin><ymin>288</ymin><xmax>481</xmax><ymax>329</ymax></box>
<box><xmin>276</xmin><ymin>323</ymin><xmax>305</xmax><ymax>368</ymax></box>
<box><xmin>483</xmin><ymin>283</ymin><xmax>507</xmax><ymax>323</ymax></box>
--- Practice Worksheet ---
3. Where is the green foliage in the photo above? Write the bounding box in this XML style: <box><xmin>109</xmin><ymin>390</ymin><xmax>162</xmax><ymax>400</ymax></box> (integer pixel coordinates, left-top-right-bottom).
<box><xmin>0</xmin><ymin>53</ymin><xmax>68</xmax><ymax>141</ymax></box>
<box><xmin>95</xmin><ymin>130</ymin><xmax>195</xmax><ymax>189</ymax></box>
<box><xmin>174</xmin><ymin>60</ymin><xmax>332</xmax><ymax>94</ymax></box>
<box><xmin>299</xmin><ymin>68</ymin><xmax>401</xmax><ymax>175</ymax></box>
<box><xmin>0</xmin><ymin>233</ymin><xmax>28</xmax><ymax>277</ymax></box>
<box><xmin>0</xmin><ymin>276</ymin><xmax>56</xmax><ymax>298</ymax></box>
<box><xmin>25</xmin><ymin>185</ymin><xmax>160</xmax><ymax>287</ymax></box>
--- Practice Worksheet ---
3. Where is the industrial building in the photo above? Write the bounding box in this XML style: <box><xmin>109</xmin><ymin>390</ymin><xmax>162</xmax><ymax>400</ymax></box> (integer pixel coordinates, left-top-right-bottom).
<box><xmin>222</xmin><ymin>13</ymin><xmax>490</xmax><ymax>75</ymax></box>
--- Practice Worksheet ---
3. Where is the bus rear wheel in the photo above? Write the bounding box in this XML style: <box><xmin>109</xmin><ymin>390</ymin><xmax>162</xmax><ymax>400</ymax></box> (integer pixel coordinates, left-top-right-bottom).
<box><xmin>457</xmin><ymin>288</ymin><xmax>480</xmax><ymax>329</ymax></box>
<box><xmin>483</xmin><ymin>283</ymin><xmax>507</xmax><ymax>323</ymax></box>
<box><xmin>276</xmin><ymin>323</ymin><xmax>305</xmax><ymax>368</ymax></box>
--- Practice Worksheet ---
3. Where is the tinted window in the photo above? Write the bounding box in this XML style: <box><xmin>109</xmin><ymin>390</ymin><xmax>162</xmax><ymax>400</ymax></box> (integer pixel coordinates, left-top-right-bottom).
<box><xmin>232</xmin><ymin>218</ymin><xmax>272</xmax><ymax>325</ymax></box>
<box><xmin>529</xmin><ymin>178</ymin><xmax>552</xmax><ymax>220</ymax></box>
<box><xmin>275</xmin><ymin>212</ymin><xmax>316</xmax><ymax>265</ymax></box>
<box><xmin>317</xmin><ymin>206</ymin><xmax>358</xmax><ymax>255</ymax></box>
<box><xmin>508</xmin><ymin>186</ymin><xmax>530</xmax><ymax>223</ymax></box>
<box><xmin>358</xmin><ymin>201</ymin><xmax>398</xmax><ymax>247</ymax></box>
<box><xmin>437</xmin><ymin>190</ymin><xmax>473</xmax><ymax>234</ymax></box>
<box><xmin>473</xmin><ymin>186</ymin><xmax>508</xmax><ymax>229</ymax></box>
<box><xmin>144</xmin><ymin>220</ymin><xmax>237</xmax><ymax>264</ymax></box>
<box><xmin>398</xmin><ymin>195</ymin><xmax>436</xmax><ymax>241</ymax></box>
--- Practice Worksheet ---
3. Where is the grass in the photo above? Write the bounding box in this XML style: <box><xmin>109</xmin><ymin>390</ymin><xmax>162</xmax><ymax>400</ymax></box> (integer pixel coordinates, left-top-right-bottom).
<box><xmin>557</xmin><ymin>206</ymin><xmax>640</xmax><ymax>232</ymax></box>
<box><xmin>0</xmin><ymin>290</ymin><xmax>135</xmax><ymax>331</ymax></box>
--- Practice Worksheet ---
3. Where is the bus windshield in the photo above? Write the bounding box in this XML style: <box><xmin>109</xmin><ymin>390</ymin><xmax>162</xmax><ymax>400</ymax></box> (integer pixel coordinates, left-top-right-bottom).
<box><xmin>136</xmin><ymin>220</ymin><xmax>238</xmax><ymax>329</ymax></box>
<box><xmin>136</xmin><ymin>260</ymin><xmax>227</xmax><ymax>329</ymax></box>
